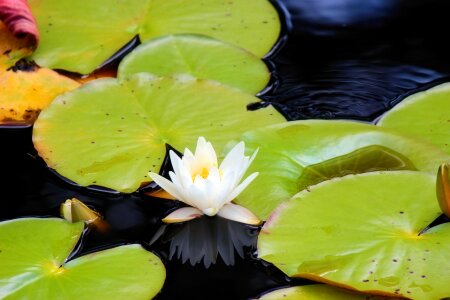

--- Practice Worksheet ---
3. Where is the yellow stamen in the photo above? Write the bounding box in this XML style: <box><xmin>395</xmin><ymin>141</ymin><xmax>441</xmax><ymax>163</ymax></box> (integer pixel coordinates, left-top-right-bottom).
<box><xmin>192</xmin><ymin>167</ymin><xmax>210</xmax><ymax>181</ymax></box>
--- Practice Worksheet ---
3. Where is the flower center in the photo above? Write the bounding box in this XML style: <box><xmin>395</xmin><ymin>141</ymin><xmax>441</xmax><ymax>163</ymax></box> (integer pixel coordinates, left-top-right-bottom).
<box><xmin>193</xmin><ymin>167</ymin><xmax>210</xmax><ymax>180</ymax></box>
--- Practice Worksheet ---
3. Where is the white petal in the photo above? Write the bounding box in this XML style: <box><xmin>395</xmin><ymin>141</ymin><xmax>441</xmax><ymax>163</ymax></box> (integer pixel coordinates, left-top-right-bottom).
<box><xmin>231</xmin><ymin>148</ymin><xmax>259</xmax><ymax>187</ymax></box>
<box><xmin>203</xmin><ymin>207</ymin><xmax>218</xmax><ymax>216</ymax></box>
<box><xmin>169</xmin><ymin>150</ymin><xmax>184</xmax><ymax>177</ymax></box>
<box><xmin>162</xmin><ymin>207</ymin><xmax>203</xmax><ymax>223</ymax></box>
<box><xmin>181</xmin><ymin>148</ymin><xmax>195</xmax><ymax>172</ymax></box>
<box><xmin>249</xmin><ymin>147</ymin><xmax>259</xmax><ymax>165</ymax></box>
<box><xmin>215</xmin><ymin>171</ymin><xmax>236</xmax><ymax>207</ymax></box>
<box><xmin>186</xmin><ymin>176</ymin><xmax>210</xmax><ymax>211</ymax></box>
<box><xmin>170</xmin><ymin>150</ymin><xmax>193</xmax><ymax>188</ymax></box>
<box><xmin>219</xmin><ymin>141</ymin><xmax>245</xmax><ymax>173</ymax></box>
<box><xmin>195</xmin><ymin>137</ymin><xmax>218</xmax><ymax>168</ymax></box>
<box><xmin>225</xmin><ymin>172</ymin><xmax>259</xmax><ymax>203</ymax></box>
<box><xmin>168</xmin><ymin>172</ymin><xmax>195</xmax><ymax>207</ymax></box>
<box><xmin>148</xmin><ymin>172</ymin><xmax>184</xmax><ymax>201</ymax></box>
<box><xmin>217</xmin><ymin>203</ymin><xmax>261</xmax><ymax>225</ymax></box>
<box><xmin>207</xmin><ymin>167</ymin><xmax>221</xmax><ymax>184</ymax></box>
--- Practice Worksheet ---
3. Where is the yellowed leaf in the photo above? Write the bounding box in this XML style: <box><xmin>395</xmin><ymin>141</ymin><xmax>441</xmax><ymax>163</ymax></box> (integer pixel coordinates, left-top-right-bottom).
<box><xmin>1</xmin><ymin>21</ymin><xmax>79</xmax><ymax>125</ymax></box>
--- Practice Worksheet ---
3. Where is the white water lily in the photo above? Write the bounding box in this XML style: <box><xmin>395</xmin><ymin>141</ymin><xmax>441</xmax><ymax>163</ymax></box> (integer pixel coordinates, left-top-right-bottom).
<box><xmin>149</xmin><ymin>137</ymin><xmax>261</xmax><ymax>225</ymax></box>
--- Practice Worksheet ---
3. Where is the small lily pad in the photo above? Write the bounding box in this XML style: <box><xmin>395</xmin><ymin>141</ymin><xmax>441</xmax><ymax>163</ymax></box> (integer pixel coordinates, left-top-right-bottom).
<box><xmin>29</xmin><ymin>0</ymin><xmax>280</xmax><ymax>74</ymax></box>
<box><xmin>118</xmin><ymin>35</ymin><xmax>270</xmax><ymax>94</ymax></box>
<box><xmin>234</xmin><ymin>120</ymin><xmax>449</xmax><ymax>219</ymax></box>
<box><xmin>378</xmin><ymin>83</ymin><xmax>450</xmax><ymax>155</ymax></box>
<box><xmin>0</xmin><ymin>218</ymin><xmax>165</xmax><ymax>299</ymax></box>
<box><xmin>33</xmin><ymin>73</ymin><xmax>284</xmax><ymax>192</ymax></box>
<box><xmin>258</xmin><ymin>171</ymin><xmax>450</xmax><ymax>299</ymax></box>
<box><xmin>257</xmin><ymin>285</ymin><xmax>396</xmax><ymax>300</ymax></box>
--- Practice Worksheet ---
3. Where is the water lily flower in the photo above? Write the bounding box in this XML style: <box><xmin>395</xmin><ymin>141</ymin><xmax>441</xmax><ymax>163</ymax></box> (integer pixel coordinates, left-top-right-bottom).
<box><xmin>149</xmin><ymin>137</ymin><xmax>261</xmax><ymax>225</ymax></box>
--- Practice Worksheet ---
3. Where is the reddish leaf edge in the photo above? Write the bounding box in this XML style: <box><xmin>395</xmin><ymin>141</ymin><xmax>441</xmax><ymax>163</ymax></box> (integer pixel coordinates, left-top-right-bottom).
<box><xmin>0</xmin><ymin>0</ymin><xmax>39</xmax><ymax>46</ymax></box>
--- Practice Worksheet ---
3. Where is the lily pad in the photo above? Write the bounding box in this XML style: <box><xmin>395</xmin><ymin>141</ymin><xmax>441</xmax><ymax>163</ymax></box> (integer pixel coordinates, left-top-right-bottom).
<box><xmin>258</xmin><ymin>171</ymin><xmax>450</xmax><ymax>299</ymax></box>
<box><xmin>0</xmin><ymin>218</ymin><xmax>165</xmax><ymax>299</ymax></box>
<box><xmin>33</xmin><ymin>73</ymin><xmax>284</xmax><ymax>192</ymax></box>
<box><xmin>378</xmin><ymin>82</ymin><xmax>450</xmax><ymax>155</ymax></box>
<box><xmin>257</xmin><ymin>285</ymin><xmax>396</xmax><ymax>300</ymax></box>
<box><xmin>29</xmin><ymin>0</ymin><xmax>280</xmax><ymax>74</ymax></box>
<box><xmin>0</xmin><ymin>22</ymin><xmax>80</xmax><ymax>125</ymax></box>
<box><xmin>234</xmin><ymin>120</ymin><xmax>450</xmax><ymax>219</ymax></box>
<box><xmin>0</xmin><ymin>66</ymin><xmax>80</xmax><ymax>124</ymax></box>
<box><xmin>118</xmin><ymin>35</ymin><xmax>270</xmax><ymax>94</ymax></box>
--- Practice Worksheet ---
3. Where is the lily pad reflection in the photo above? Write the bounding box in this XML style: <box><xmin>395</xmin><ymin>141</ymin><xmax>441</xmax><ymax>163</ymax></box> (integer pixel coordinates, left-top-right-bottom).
<box><xmin>150</xmin><ymin>216</ymin><xmax>258</xmax><ymax>268</ymax></box>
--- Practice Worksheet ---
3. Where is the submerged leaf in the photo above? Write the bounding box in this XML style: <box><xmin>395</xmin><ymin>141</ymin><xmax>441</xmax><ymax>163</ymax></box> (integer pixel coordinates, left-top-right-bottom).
<box><xmin>0</xmin><ymin>218</ymin><xmax>165</xmax><ymax>299</ymax></box>
<box><xmin>233</xmin><ymin>120</ymin><xmax>449</xmax><ymax>219</ymax></box>
<box><xmin>29</xmin><ymin>0</ymin><xmax>281</xmax><ymax>74</ymax></box>
<box><xmin>0</xmin><ymin>0</ymin><xmax>39</xmax><ymax>45</ymax></box>
<box><xmin>118</xmin><ymin>35</ymin><xmax>270</xmax><ymax>94</ymax></box>
<box><xmin>378</xmin><ymin>82</ymin><xmax>450</xmax><ymax>155</ymax></box>
<box><xmin>33</xmin><ymin>73</ymin><xmax>284</xmax><ymax>192</ymax></box>
<box><xmin>258</xmin><ymin>171</ymin><xmax>450</xmax><ymax>299</ymax></box>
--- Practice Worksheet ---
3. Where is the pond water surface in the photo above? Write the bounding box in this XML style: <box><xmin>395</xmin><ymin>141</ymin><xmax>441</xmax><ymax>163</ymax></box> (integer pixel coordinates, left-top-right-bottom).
<box><xmin>1</xmin><ymin>0</ymin><xmax>450</xmax><ymax>299</ymax></box>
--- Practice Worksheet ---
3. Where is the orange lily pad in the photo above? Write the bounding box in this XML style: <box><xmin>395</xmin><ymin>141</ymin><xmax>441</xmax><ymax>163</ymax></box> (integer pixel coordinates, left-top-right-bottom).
<box><xmin>0</xmin><ymin>22</ymin><xmax>79</xmax><ymax>125</ymax></box>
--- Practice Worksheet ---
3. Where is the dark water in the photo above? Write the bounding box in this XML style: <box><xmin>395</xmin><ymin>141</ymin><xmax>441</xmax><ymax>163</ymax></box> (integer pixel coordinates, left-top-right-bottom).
<box><xmin>2</xmin><ymin>0</ymin><xmax>450</xmax><ymax>299</ymax></box>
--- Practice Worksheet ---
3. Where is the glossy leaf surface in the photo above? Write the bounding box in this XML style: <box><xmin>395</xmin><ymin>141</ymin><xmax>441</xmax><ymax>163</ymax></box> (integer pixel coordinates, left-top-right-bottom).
<box><xmin>257</xmin><ymin>285</ymin><xmax>398</xmax><ymax>300</ymax></box>
<box><xmin>258</xmin><ymin>172</ymin><xmax>450</xmax><ymax>299</ymax></box>
<box><xmin>234</xmin><ymin>120</ymin><xmax>449</xmax><ymax>219</ymax></box>
<box><xmin>33</xmin><ymin>73</ymin><xmax>284</xmax><ymax>192</ymax></box>
<box><xmin>0</xmin><ymin>218</ymin><xmax>165</xmax><ymax>299</ymax></box>
<box><xmin>29</xmin><ymin>0</ymin><xmax>280</xmax><ymax>74</ymax></box>
<box><xmin>378</xmin><ymin>83</ymin><xmax>450</xmax><ymax>155</ymax></box>
<box><xmin>118</xmin><ymin>35</ymin><xmax>270</xmax><ymax>94</ymax></box>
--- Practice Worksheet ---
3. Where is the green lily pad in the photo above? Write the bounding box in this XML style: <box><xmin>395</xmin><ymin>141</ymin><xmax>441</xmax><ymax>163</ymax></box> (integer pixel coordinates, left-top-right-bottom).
<box><xmin>0</xmin><ymin>218</ymin><xmax>165</xmax><ymax>299</ymax></box>
<box><xmin>258</xmin><ymin>171</ymin><xmax>450</xmax><ymax>299</ymax></box>
<box><xmin>118</xmin><ymin>35</ymin><xmax>270</xmax><ymax>94</ymax></box>
<box><xmin>378</xmin><ymin>83</ymin><xmax>450</xmax><ymax>155</ymax></box>
<box><xmin>33</xmin><ymin>73</ymin><xmax>284</xmax><ymax>193</ymax></box>
<box><xmin>234</xmin><ymin>120</ymin><xmax>450</xmax><ymax>219</ymax></box>
<box><xmin>29</xmin><ymin>0</ymin><xmax>280</xmax><ymax>74</ymax></box>
<box><xmin>257</xmin><ymin>285</ymin><xmax>396</xmax><ymax>300</ymax></box>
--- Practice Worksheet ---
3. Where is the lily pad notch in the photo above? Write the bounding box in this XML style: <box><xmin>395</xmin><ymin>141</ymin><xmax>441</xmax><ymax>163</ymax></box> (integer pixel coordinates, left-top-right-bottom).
<box><xmin>28</xmin><ymin>0</ymin><xmax>281</xmax><ymax>74</ymax></box>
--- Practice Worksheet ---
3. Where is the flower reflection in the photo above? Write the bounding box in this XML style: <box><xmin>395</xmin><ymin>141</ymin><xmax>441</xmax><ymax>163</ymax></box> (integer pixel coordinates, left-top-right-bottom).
<box><xmin>150</xmin><ymin>216</ymin><xmax>259</xmax><ymax>268</ymax></box>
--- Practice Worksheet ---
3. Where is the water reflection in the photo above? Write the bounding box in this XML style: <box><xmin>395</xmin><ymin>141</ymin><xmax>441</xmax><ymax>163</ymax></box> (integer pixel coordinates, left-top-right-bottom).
<box><xmin>261</xmin><ymin>0</ymin><xmax>450</xmax><ymax>122</ymax></box>
<box><xmin>150</xmin><ymin>216</ymin><xmax>259</xmax><ymax>268</ymax></box>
